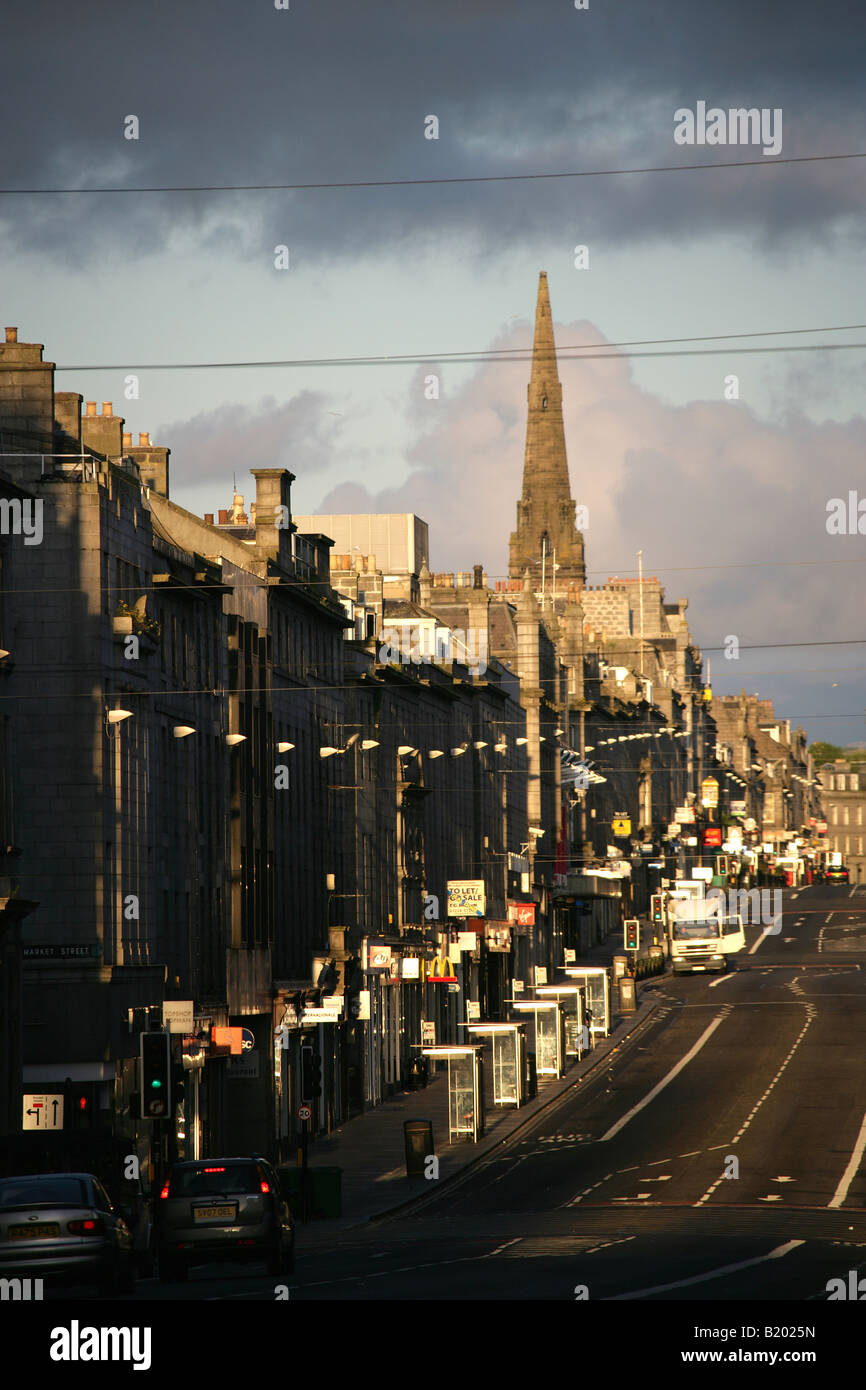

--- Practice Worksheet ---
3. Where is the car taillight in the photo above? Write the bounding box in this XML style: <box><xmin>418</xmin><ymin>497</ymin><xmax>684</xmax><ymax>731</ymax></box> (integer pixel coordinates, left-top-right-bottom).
<box><xmin>67</xmin><ymin>1217</ymin><xmax>104</xmax><ymax>1235</ymax></box>
<box><xmin>260</xmin><ymin>1180</ymin><xmax>270</xmax><ymax>1194</ymax></box>
<box><xmin>159</xmin><ymin>1182</ymin><xmax>170</xmax><ymax>1200</ymax></box>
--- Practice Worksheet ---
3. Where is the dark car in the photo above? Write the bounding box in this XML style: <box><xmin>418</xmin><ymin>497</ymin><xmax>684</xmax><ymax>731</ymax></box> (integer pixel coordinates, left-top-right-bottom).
<box><xmin>157</xmin><ymin>1156</ymin><xmax>294</xmax><ymax>1282</ymax></box>
<box><xmin>825</xmin><ymin>865</ymin><xmax>850</xmax><ymax>883</ymax></box>
<box><xmin>0</xmin><ymin>1172</ymin><xmax>135</xmax><ymax>1295</ymax></box>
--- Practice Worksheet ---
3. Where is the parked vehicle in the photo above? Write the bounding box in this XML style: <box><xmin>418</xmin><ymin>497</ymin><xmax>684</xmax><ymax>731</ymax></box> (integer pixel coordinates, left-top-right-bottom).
<box><xmin>0</xmin><ymin>1171</ymin><xmax>135</xmax><ymax>1294</ymax></box>
<box><xmin>157</xmin><ymin>1156</ymin><xmax>294</xmax><ymax>1283</ymax></box>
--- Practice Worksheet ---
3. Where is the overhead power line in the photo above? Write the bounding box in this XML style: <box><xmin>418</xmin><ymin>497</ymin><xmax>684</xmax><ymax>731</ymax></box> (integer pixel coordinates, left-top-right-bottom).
<box><xmin>54</xmin><ymin>321</ymin><xmax>866</xmax><ymax>373</ymax></box>
<box><xmin>2</xmin><ymin>150</ymin><xmax>864</xmax><ymax>197</ymax></box>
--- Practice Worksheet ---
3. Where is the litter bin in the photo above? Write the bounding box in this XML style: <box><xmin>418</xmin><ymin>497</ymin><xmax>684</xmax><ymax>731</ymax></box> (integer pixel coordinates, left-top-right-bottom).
<box><xmin>308</xmin><ymin>1166</ymin><xmax>342</xmax><ymax>1219</ymax></box>
<box><xmin>276</xmin><ymin>1165</ymin><xmax>304</xmax><ymax>1219</ymax></box>
<box><xmin>404</xmin><ymin>1119</ymin><xmax>434</xmax><ymax>1177</ymax></box>
<box><xmin>618</xmin><ymin>976</ymin><xmax>637</xmax><ymax>1014</ymax></box>
<box><xmin>612</xmin><ymin>954</ymin><xmax>628</xmax><ymax>982</ymax></box>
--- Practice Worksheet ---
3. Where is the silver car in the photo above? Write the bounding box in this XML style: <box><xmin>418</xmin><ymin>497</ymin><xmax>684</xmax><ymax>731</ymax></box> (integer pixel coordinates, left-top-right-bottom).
<box><xmin>0</xmin><ymin>1172</ymin><xmax>135</xmax><ymax>1295</ymax></box>
<box><xmin>157</xmin><ymin>1156</ymin><xmax>294</xmax><ymax>1282</ymax></box>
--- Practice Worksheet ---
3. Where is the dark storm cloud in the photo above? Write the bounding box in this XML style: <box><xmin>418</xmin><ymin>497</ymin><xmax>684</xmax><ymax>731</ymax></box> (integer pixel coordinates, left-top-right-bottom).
<box><xmin>1</xmin><ymin>0</ymin><xmax>863</xmax><ymax>265</ymax></box>
<box><xmin>156</xmin><ymin>390</ymin><xmax>340</xmax><ymax>495</ymax></box>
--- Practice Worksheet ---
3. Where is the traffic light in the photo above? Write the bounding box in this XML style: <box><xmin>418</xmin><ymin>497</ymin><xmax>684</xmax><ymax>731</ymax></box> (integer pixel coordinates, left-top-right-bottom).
<box><xmin>300</xmin><ymin>1045</ymin><xmax>322</xmax><ymax>1101</ymax></box>
<box><xmin>650</xmin><ymin>893</ymin><xmax>665</xmax><ymax>924</ymax></box>
<box><xmin>716</xmin><ymin>854</ymin><xmax>728</xmax><ymax>877</ymax></box>
<box><xmin>140</xmin><ymin>1030</ymin><xmax>171</xmax><ymax>1118</ymax></box>
<box><xmin>624</xmin><ymin>918</ymin><xmax>639</xmax><ymax>951</ymax></box>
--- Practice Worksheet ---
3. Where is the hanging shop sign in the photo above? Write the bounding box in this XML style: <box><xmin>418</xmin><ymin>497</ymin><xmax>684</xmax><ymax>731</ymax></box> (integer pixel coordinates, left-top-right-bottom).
<box><xmin>507</xmin><ymin>902</ymin><xmax>536</xmax><ymax>926</ymax></box>
<box><xmin>366</xmin><ymin>943</ymin><xmax>392</xmax><ymax>971</ymax></box>
<box><xmin>486</xmin><ymin>927</ymin><xmax>511</xmax><ymax>952</ymax></box>
<box><xmin>701</xmin><ymin>778</ymin><xmax>719</xmax><ymax>808</ymax></box>
<box><xmin>703</xmin><ymin>827</ymin><xmax>723</xmax><ymax>847</ymax></box>
<box><xmin>611</xmin><ymin>817</ymin><xmax>631</xmax><ymax>837</ymax></box>
<box><xmin>401</xmin><ymin>957</ymin><xmax>421</xmax><ymax>980</ymax></box>
<box><xmin>427</xmin><ymin>955</ymin><xmax>458</xmax><ymax>983</ymax></box>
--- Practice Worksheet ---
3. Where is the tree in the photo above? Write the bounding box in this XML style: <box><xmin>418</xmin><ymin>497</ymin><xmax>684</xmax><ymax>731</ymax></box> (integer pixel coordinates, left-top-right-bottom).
<box><xmin>810</xmin><ymin>741</ymin><xmax>845</xmax><ymax>767</ymax></box>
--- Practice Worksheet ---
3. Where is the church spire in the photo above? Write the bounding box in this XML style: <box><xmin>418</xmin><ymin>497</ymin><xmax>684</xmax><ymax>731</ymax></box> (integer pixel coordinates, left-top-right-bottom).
<box><xmin>509</xmin><ymin>271</ymin><xmax>585</xmax><ymax>591</ymax></box>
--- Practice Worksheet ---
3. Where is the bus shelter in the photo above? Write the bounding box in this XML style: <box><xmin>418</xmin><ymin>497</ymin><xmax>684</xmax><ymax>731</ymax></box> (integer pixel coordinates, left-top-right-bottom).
<box><xmin>421</xmin><ymin>1045</ymin><xmax>485</xmax><ymax>1142</ymax></box>
<box><xmin>510</xmin><ymin>1001</ymin><xmax>564</xmax><ymax>1079</ymax></box>
<box><xmin>465</xmin><ymin>1023</ymin><xmax>527</xmax><ymax>1108</ymax></box>
<box><xmin>563</xmin><ymin>966</ymin><xmax>611</xmax><ymax>1038</ymax></box>
<box><xmin>534</xmin><ymin>985</ymin><xmax>588</xmax><ymax>1058</ymax></box>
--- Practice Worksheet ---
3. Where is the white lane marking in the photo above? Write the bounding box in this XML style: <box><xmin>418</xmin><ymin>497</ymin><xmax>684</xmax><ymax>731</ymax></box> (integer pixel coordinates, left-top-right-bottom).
<box><xmin>748</xmin><ymin>927</ymin><xmax>767</xmax><ymax>956</ymax></box>
<box><xmin>696</xmin><ymin>1007</ymin><xmax>816</xmax><ymax>1205</ymax></box>
<box><xmin>730</xmin><ymin>1006</ymin><xmax>815</xmax><ymax>1144</ymax></box>
<box><xmin>709</xmin><ymin>973</ymin><xmax>735</xmax><ymax>989</ymax></box>
<box><xmin>563</xmin><ymin>1172</ymin><xmax>614</xmax><ymax>1208</ymax></box>
<box><xmin>850</xmin><ymin>887</ymin><xmax>858</xmax><ymax>898</ymax></box>
<box><xmin>829</xmin><ymin>1111</ymin><xmax>866</xmax><ymax>1209</ymax></box>
<box><xmin>586</xmin><ymin>1236</ymin><xmax>635</xmax><ymax>1255</ymax></box>
<box><xmin>608</xmin><ymin>1240</ymin><xmax>804</xmax><ymax>1300</ymax></box>
<box><xmin>773</xmin><ymin>1176</ymin><xmax>796</xmax><ymax>1182</ymax></box>
<box><xmin>758</xmin><ymin>1194</ymin><xmax>782</xmax><ymax>1202</ymax></box>
<box><xmin>600</xmin><ymin>1015</ymin><xmax>727</xmax><ymax>1143</ymax></box>
<box><xmin>485</xmin><ymin>1237</ymin><xmax>521</xmax><ymax>1258</ymax></box>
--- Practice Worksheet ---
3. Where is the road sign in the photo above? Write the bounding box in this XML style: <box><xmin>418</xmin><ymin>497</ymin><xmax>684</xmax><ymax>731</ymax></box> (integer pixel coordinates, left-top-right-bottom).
<box><xmin>297</xmin><ymin>1105</ymin><xmax>312</xmax><ymax>1122</ymax></box>
<box><xmin>23</xmin><ymin>1094</ymin><xmax>63</xmax><ymax>1130</ymax></box>
<box><xmin>612</xmin><ymin>817</ymin><xmax>631</xmax><ymax>837</ymax></box>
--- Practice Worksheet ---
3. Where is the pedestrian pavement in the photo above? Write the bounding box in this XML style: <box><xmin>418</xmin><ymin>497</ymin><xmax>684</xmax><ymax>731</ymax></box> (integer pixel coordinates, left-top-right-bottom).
<box><xmin>292</xmin><ymin>928</ymin><xmax>664</xmax><ymax>1249</ymax></box>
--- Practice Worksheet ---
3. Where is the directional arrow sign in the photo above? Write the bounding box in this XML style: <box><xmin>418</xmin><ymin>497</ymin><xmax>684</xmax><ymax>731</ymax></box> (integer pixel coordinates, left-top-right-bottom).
<box><xmin>22</xmin><ymin>1094</ymin><xmax>63</xmax><ymax>1131</ymax></box>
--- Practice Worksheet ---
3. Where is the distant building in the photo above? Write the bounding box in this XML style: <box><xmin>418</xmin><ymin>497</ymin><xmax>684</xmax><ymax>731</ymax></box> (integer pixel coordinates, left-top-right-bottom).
<box><xmin>817</xmin><ymin>760</ymin><xmax>866</xmax><ymax>882</ymax></box>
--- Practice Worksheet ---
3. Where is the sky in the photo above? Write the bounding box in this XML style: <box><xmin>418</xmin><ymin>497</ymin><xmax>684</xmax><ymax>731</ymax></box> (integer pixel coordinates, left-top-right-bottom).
<box><xmin>1</xmin><ymin>0</ymin><xmax>865</xmax><ymax>749</ymax></box>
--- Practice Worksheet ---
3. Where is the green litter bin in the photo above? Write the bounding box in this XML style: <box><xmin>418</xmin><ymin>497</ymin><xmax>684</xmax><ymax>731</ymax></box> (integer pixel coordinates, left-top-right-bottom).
<box><xmin>309</xmin><ymin>1166</ymin><xmax>342</xmax><ymax>1219</ymax></box>
<box><xmin>276</xmin><ymin>1165</ymin><xmax>304</xmax><ymax>1219</ymax></box>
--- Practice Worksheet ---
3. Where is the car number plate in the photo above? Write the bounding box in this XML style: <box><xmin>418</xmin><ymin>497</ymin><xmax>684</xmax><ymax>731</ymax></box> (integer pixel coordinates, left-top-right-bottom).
<box><xmin>194</xmin><ymin>1204</ymin><xmax>236</xmax><ymax>1220</ymax></box>
<box><xmin>9</xmin><ymin>1223</ymin><xmax>60</xmax><ymax>1240</ymax></box>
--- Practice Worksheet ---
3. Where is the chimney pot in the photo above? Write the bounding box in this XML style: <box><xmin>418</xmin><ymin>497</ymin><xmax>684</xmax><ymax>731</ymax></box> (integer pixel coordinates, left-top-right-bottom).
<box><xmin>85</xmin><ymin>402</ymin><xmax>97</xmax><ymax>416</ymax></box>
<box><xmin>138</xmin><ymin>432</ymin><xmax>150</xmax><ymax>446</ymax></box>
<box><xmin>102</xmin><ymin>402</ymin><xmax>112</xmax><ymax>417</ymax></box>
<box><xmin>204</xmin><ymin>513</ymin><xmax>214</xmax><ymax>525</ymax></box>
<box><xmin>218</xmin><ymin>509</ymin><xmax>229</xmax><ymax>524</ymax></box>
<box><xmin>5</xmin><ymin>327</ymin><xmax>18</xmax><ymax>343</ymax></box>
<box><xmin>122</xmin><ymin>432</ymin><xmax>132</xmax><ymax>447</ymax></box>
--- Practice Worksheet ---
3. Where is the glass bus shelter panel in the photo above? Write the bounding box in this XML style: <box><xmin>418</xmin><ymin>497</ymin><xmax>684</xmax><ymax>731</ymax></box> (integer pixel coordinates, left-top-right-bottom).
<box><xmin>564</xmin><ymin>967</ymin><xmax>610</xmax><ymax>1036</ymax></box>
<box><xmin>466</xmin><ymin>1025</ymin><xmax>526</xmax><ymax>1108</ymax></box>
<box><xmin>492</xmin><ymin>1030</ymin><xmax>521</xmax><ymax>1105</ymax></box>
<box><xmin>450</xmin><ymin>1050</ymin><xmax>483</xmax><ymax>1139</ymax></box>
<box><xmin>422</xmin><ymin>1046</ymin><xmax>485</xmax><ymax>1142</ymax></box>
<box><xmin>534</xmin><ymin>1009</ymin><xmax>560</xmax><ymax>1075</ymax></box>
<box><xmin>536</xmin><ymin>986</ymin><xmax>586</xmax><ymax>1057</ymax></box>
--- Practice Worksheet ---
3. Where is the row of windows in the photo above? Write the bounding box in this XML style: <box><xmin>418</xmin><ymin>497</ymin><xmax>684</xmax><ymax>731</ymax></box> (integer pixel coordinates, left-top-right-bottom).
<box><xmin>832</xmin><ymin>837</ymin><xmax>865</xmax><ymax>856</ymax></box>
<box><xmin>824</xmin><ymin>773</ymin><xmax>861</xmax><ymax>791</ymax></box>
<box><xmin>830</xmin><ymin>804</ymin><xmax>864</xmax><ymax>826</ymax></box>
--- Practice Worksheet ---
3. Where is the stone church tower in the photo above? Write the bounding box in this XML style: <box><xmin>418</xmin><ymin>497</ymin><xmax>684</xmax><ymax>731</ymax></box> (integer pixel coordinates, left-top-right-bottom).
<box><xmin>509</xmin><ymin>272</ymin><xmax>586</xmax><ymax>592</ymax></box>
